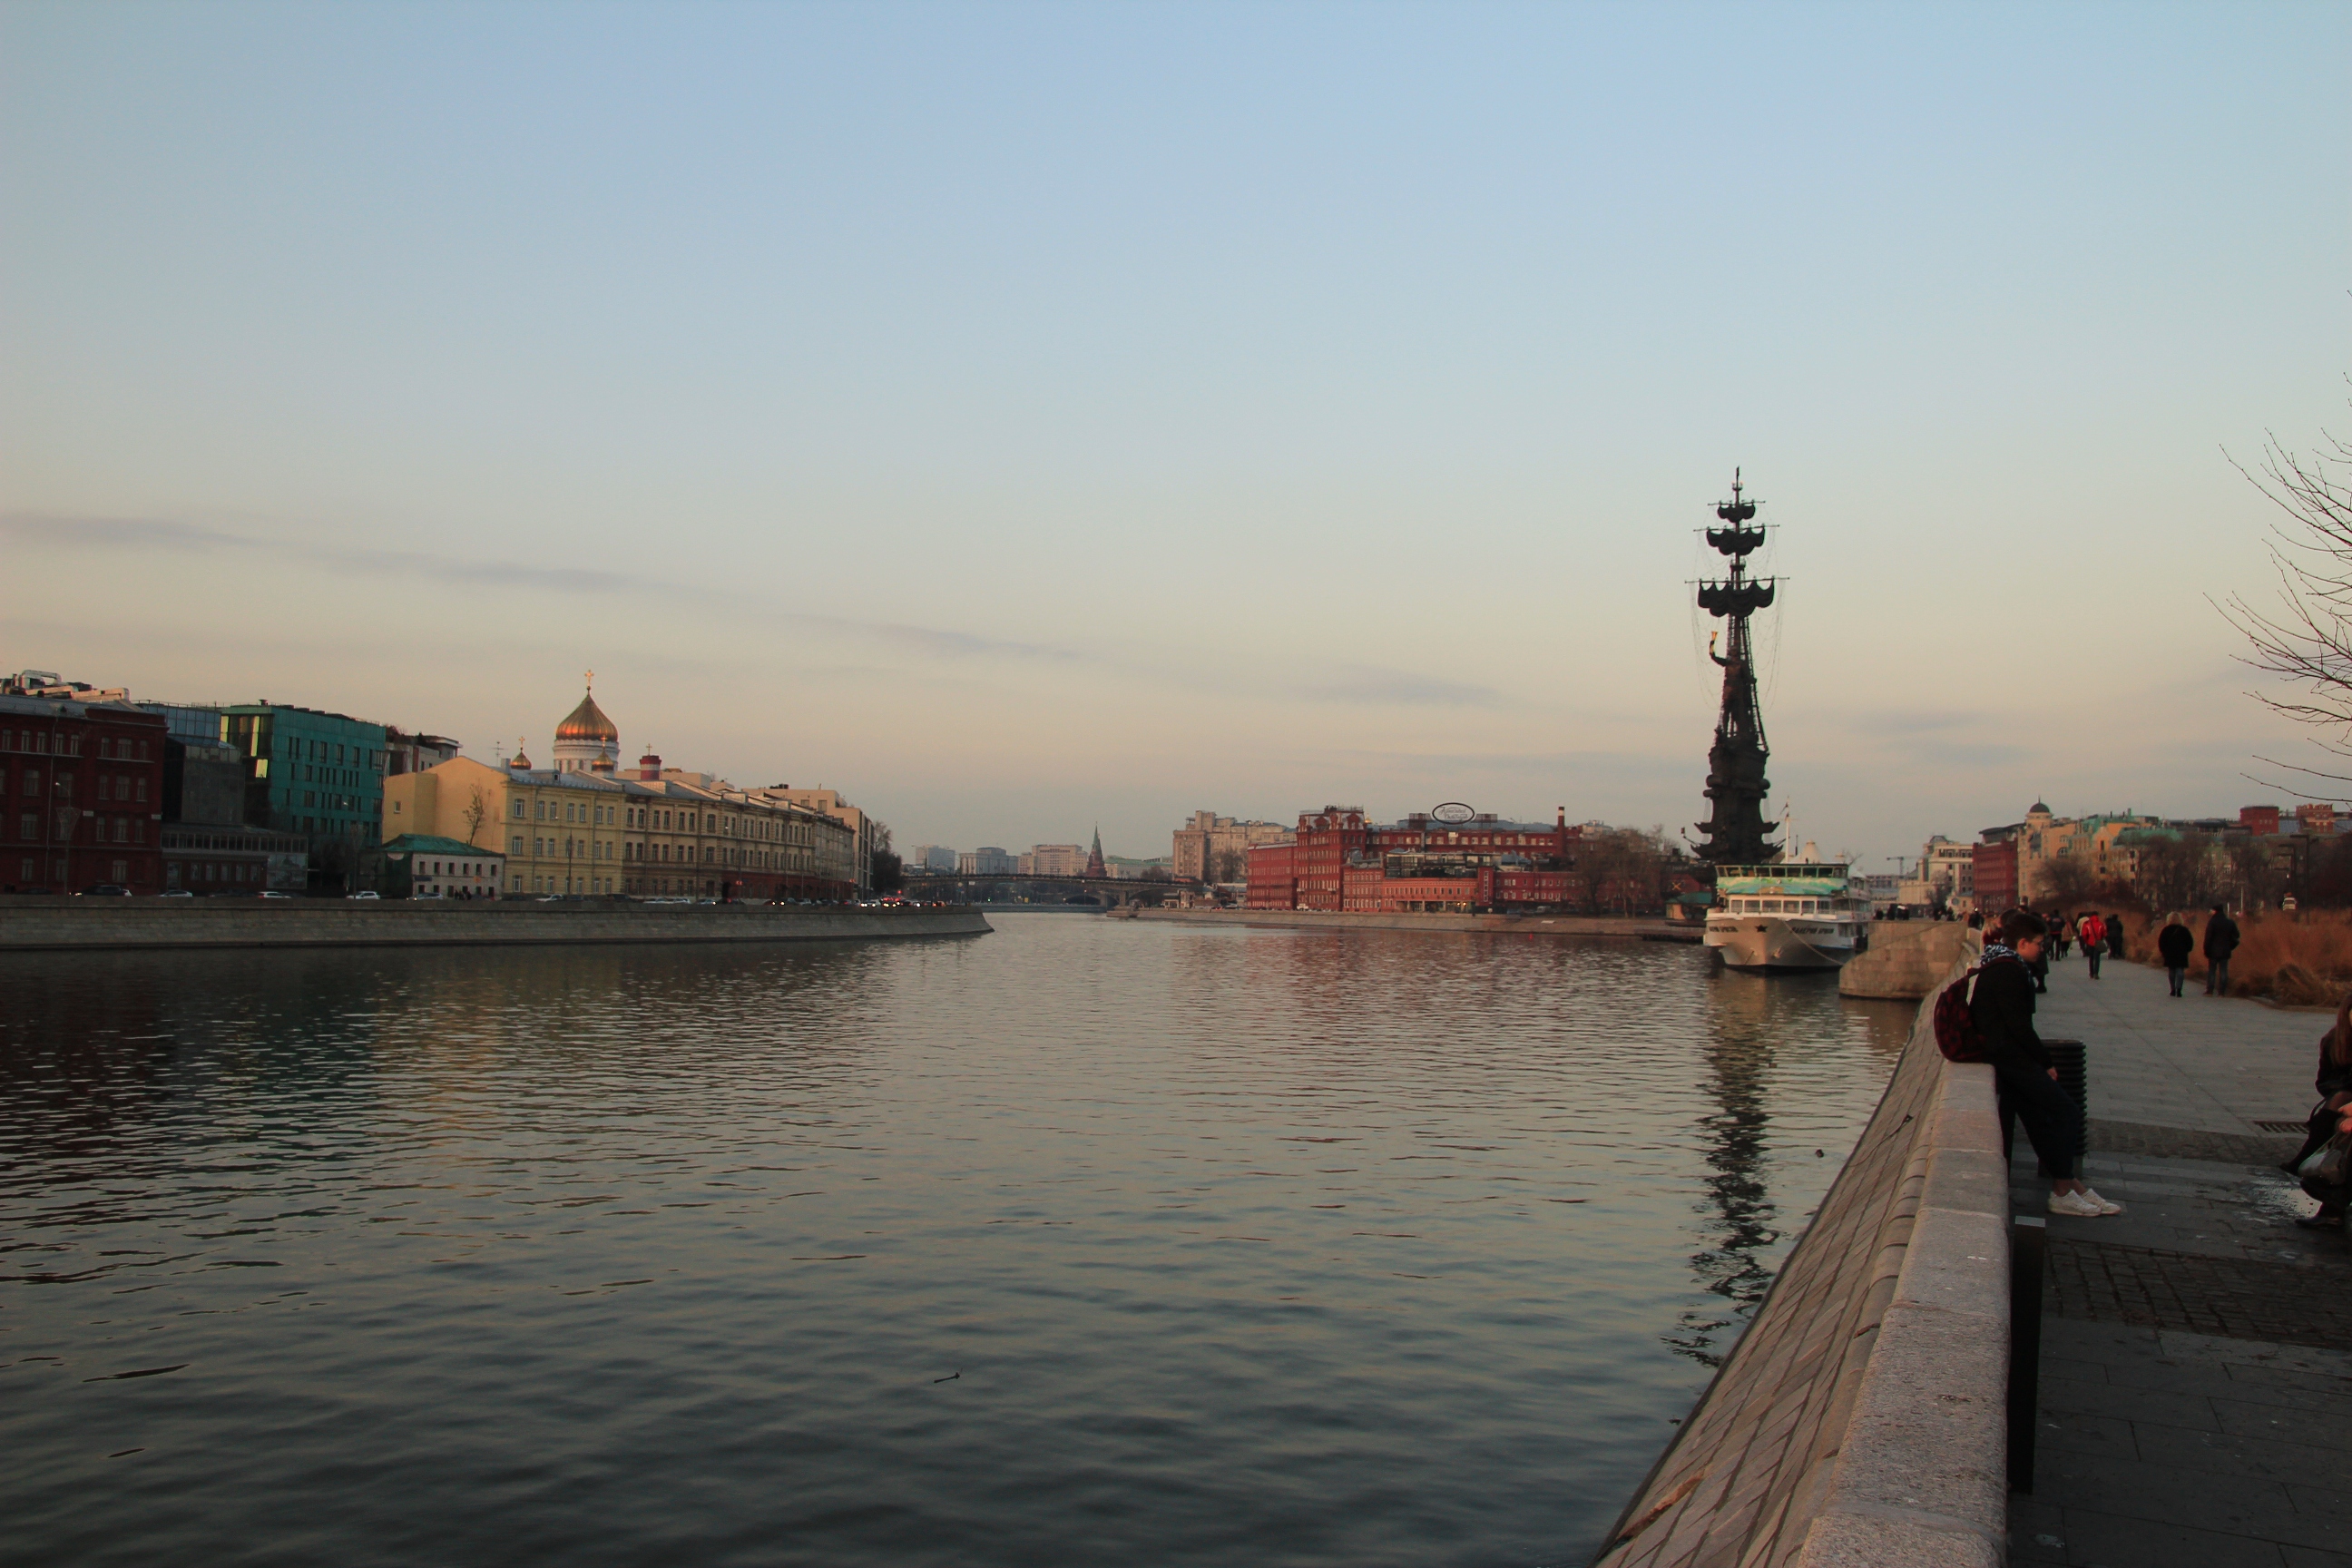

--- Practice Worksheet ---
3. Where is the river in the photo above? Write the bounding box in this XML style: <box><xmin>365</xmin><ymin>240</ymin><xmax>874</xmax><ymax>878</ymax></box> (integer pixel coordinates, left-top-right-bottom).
<box><xmin>1</xmin><ymin>913</ymin><xmax>1908</xmax><ymax>1567</ymax></box>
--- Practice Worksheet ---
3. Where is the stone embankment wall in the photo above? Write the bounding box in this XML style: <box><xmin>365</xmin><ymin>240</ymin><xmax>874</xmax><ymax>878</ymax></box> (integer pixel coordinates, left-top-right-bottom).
<box><xmin>1596</xmin><ymin>940</ymin><xmax>2008</xmax><ymax>1568</ymax></box>
<box><xmin>1131</xmin><ymin>908</ymin><xmax>1683</xmax><ymax>939</ymax></box>
<box><xmin>0</xmin><ymin>900</ymin><xmax>991</xmax><ymax>951</ymax></box>
<box><xmin>1840</xmin><ymin>920</ymin><xmax>1975</xmax><ymax>1000</ymax></box>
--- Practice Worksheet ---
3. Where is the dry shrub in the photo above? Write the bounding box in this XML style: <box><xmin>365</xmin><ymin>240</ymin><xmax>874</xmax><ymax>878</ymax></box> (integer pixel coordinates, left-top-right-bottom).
<box><xmin>2129</xmin><ymin>908</ymin><xmax>2352</xmax><ymax>1002</ymax></box>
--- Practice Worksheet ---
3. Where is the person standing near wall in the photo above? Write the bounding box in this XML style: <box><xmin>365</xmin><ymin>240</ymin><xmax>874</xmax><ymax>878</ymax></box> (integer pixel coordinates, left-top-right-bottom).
<box><xmin>2106</xmin><ymin>912</ymin><xmax>2126</xmax><ymax>960</ymax></box>
<box><xmin>2203</xmin><ymin>904</ymin><xmax>2241</xmax><ymax>996</ymax></box>
<box><xmin>1973</xmin><ymin>911</ymin><xmax>2122</xmax><ymax>1217</ymax></box>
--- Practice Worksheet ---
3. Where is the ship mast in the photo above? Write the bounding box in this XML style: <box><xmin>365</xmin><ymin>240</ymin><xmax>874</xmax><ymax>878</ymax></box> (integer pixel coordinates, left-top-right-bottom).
<box><xmin>1693</xmin><ymin>469</ymin><xmax>1779</xmax><ymax>865</ymax></box>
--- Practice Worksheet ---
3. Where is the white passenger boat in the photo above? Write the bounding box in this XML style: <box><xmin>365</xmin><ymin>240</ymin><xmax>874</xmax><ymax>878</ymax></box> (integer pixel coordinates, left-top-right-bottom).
<box><xmin>1702</xmin><ymin>852</ymin><xmax>1872</xmax><ymax>973</ymax></box>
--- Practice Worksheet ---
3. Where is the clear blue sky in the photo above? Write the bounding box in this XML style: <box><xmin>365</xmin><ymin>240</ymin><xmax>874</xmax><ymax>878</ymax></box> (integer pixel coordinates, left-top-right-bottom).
<box><xmin>5</xmin><ymin>1</ymin><xmax>2347</xmax><ymax>863</ymax></box>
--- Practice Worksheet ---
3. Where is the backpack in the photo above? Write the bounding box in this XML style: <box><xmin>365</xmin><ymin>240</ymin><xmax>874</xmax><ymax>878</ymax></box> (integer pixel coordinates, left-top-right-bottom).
<box><xmin>1933</xmin><ymin>964</ymin><xmax>1989</xmax><ymax>1063</ymax></box>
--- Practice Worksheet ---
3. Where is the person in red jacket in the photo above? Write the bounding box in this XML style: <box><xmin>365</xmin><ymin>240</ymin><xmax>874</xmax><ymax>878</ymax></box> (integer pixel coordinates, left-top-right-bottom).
<box><xmin>1971</xmin><ymin>911</ymin><xmax>2123</xmax><ymax>1217</ymax></box>
<box><xmin>2077</xmin><ymin>911</ymin><xmax>2107</xmax><ymax>979</ymax></box>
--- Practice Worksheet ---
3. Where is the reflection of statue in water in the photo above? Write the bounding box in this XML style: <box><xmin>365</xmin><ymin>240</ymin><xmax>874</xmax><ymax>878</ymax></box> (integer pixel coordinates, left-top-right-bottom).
<box><xmin>1664</xmin><ymin>979</ymin><xmax>1782</xmax><ymax>1367</ymax></box>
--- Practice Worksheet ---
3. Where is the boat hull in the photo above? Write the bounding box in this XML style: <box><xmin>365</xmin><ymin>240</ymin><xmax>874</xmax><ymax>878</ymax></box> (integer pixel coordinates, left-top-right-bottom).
<box><xmin>1704</xmin><ymin>916</ymin><xmax>1858</xmax><ymax>972</ymax></box>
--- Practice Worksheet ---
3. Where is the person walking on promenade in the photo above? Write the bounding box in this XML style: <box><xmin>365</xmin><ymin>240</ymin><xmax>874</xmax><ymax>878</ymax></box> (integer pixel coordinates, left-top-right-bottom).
<box><xmin>1973</xmin><ymin>911</ymin><xmax>2121</xmax><ymax>1217</ymax></box>
<box><xmin>2204</xmin><ymin>903</ymin><xmax>2241</xmax><ymax>995</ymax></box>
<box><xmin>2078</xmin><ymin>910</ymin><xmax>2107</xmax><ymax>978</ymax></box>
<box><xmin>2281</xmin><ymin>995</ymin><xmax>2352</xmax><ymax>1228</ymax></box>
<box><xmin>2158</xmin><ymin>915</ymin><xmax>2194</xmax><ymax>996</ymax></box>
<box><xmin>2105</xmin><ymin>912</ymin><xmax>2126</xmax><ymax>960</ymax></box>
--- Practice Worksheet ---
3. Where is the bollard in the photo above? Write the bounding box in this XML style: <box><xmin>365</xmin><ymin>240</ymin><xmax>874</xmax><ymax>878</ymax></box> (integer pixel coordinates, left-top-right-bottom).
<box><xmin>2008</xmin><ymin>1214</ymin><xmax>2047</xmax><ymax>1492</ymax></box>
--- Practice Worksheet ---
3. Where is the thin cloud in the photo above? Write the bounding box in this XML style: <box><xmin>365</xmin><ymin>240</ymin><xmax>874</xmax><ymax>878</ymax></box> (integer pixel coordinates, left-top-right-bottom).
<box><xmin>1299</xmin><ymin>665</ymin><xmax>1500</xmax><ymax>707</ymax></box>
<box><xmin>2</xmin><ymin>512</ymin><xmax>1078</xmax><ymax>663</ymax></box>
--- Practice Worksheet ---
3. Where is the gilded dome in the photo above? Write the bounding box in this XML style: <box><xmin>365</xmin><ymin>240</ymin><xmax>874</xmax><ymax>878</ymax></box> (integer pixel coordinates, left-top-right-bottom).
<box><xmin>555</xmin><ymin>689</ymin><xmax>618</xmax><ymax>743</ymax></box>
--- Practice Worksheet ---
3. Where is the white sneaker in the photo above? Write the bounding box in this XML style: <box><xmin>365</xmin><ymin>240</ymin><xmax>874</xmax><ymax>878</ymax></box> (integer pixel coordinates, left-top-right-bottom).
<box><xmin>2077</xmin><ymin>1187</ymin><xmax>2124</xmax><ymax>1215</ymax></box>
<box><xmin>2048</xmin><ymin>1191</ymin><xmax>2105</xmax><ymax>1217</ymax></box>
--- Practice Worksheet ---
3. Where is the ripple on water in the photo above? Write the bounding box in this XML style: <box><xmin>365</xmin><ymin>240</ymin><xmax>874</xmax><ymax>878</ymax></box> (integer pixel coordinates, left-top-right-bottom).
<box><xmin>0</xmin><ymin>914</ymin><xmax>1908</xmax><ymax>1568</ymax></box>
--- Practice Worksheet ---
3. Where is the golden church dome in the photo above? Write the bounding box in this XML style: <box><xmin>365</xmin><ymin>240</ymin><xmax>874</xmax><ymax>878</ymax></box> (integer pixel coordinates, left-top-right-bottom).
<box><xmin>555</xmin><ymin>689</ymin><xmax>618</xmax><ymax>743</ymax></box>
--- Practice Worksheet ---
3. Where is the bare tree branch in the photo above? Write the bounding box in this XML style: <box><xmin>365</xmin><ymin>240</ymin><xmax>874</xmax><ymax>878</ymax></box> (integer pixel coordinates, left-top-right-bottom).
<box><xmin>2216</xmin><ymin>409</ymin><xmax>2352</xmax><ymax>737</ymax></box>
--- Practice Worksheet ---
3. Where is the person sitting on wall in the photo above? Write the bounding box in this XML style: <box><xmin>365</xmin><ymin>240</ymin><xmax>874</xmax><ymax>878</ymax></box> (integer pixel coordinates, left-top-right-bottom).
<box><xmin>2282</xmin><ymin>994</ymin><xmax>2352</xmax><ymax>1229</ymax></box>
<box><xmin>1973</xmin><ymin>910</ymin><xmax>2122</xmax><ymax>1218</ymax></box>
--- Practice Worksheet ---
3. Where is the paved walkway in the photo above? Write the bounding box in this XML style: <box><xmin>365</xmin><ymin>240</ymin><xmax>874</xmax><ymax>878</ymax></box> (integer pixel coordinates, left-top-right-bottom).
<box><xmin>2008</xmin><ymin>946</ymin><xmax>2350</xmax><ymax>1568</ymax></box>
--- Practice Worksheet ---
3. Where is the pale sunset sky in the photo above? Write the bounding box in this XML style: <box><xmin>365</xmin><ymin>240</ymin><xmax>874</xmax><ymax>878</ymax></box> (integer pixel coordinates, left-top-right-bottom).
<box><xmin>5</xmin><ymin>2</ymin><xmax>2347</xmax><ymax>863</ymax></box>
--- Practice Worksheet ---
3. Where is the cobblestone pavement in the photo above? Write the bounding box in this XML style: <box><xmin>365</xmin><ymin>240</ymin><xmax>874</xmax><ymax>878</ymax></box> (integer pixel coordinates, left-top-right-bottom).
<box><xmin>2005</xmin><ymin>951</ymin><xmax>2350</xmax><ymax>1567</ymax></box>
<box><xmin>2046</xmin><ymin>1235</ymin><xmax>2352</xmax><ymax>1351</ymax></box>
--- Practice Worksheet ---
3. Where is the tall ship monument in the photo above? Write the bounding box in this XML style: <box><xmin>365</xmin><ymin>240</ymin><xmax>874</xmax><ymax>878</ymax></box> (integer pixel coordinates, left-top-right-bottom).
<box><xmin>1690</xmin><ymin>473</ymin><xmax>1871</xmax><ymax>971</ymax></box>
<box><xmin>1693</xmin><ymin>471</ymin><xmax>1778</xmax><ymax>864</ymax></box>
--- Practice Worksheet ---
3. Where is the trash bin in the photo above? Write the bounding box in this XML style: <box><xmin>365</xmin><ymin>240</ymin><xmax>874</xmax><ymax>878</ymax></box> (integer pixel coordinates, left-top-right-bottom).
<box><xmin>2043</xmin><ymin>1036</ymin><xmax>2087</xmax><ymax>1177</ymax></box>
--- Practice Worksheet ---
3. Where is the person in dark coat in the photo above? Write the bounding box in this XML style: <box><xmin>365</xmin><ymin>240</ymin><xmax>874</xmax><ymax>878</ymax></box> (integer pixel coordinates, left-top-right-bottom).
<box><xmin>2157</xmin><ymin>915</ymin><xmax>2194</xmax><ymax>996</ymax></box>
<box><xmin>2203</xmin><ymin>904</ymin><xmax>2241</xmax><ymax>995</ymax></box>
<box><xmin>2105</xmin><ymin>913</ymin><xmax>2126</xmax><ymax>959</ymax></box>
<box><xmin>1972</xmin><ymin>911</ymin><xmax>2120</xmax><ymax>1217</ymax></box>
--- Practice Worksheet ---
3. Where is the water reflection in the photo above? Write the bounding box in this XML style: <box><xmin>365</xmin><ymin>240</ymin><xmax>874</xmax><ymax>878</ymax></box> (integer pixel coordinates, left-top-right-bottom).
<box><xmin>1</xmin><ymin>919</ymin><xmax>1907</xmax><ymax>1568</ymax></box>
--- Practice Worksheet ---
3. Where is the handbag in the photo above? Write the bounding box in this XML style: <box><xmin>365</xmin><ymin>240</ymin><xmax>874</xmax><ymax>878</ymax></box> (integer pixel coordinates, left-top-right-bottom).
<box><xmin>2298</xmin><ymin>1132</ymin><xmax>2351</xmax><ymax>1205</ymax></box>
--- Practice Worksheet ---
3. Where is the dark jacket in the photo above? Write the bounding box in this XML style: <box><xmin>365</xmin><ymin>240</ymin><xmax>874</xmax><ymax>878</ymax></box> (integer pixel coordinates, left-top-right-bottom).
<box><xmin>2107</xmin><ymin>919</ymin><xmax>2125</xmax><ymax>957</ymax></box>
<box><xmin>1968</xmin><ymin>955</ymin><xmax>2050</xmax><ymax>1074</ymax></box>
<box><xmin>2204</xmin><ymin>913</ymin><xmax>2240</xmax><ymax>959</ymax></box>
<box><xmin>2157</xmin><ymin>922</ymin><xmax>2194</xmax><ymax>965</ymax></box>
<box><xmin>2320</xmin><ymin>1033</ymin><xmax>2352</xmax><ymax>1100</ymax></box>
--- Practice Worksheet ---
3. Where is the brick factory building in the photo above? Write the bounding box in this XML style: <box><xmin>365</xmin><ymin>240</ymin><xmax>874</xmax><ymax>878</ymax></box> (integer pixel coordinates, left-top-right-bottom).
<box><xmin>1246</xmin><ymin>806</ymin><xmax>1582</xmax><ymax>913</ymax></box>
<box><xmin>2</xmin><ymin>692</ymin><xmax>169</xmax><ymax>894</ymax></box>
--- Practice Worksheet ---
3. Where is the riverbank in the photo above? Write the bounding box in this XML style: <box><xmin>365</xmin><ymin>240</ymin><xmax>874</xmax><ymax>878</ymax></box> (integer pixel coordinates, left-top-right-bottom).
<box><xmin>0</xmin><ymin>899</ymin><xmax>991</xmax><ymax>951</ymax></box>
<box><xmin>1595</xmin><ymin>945</ymin><xmax>2011</xmax><ymax>1567</ymax></box>
<box><xmin>1128</xmin><ymin>907</ymin><xmax>1682</xmax><ymax>938</ymax></box>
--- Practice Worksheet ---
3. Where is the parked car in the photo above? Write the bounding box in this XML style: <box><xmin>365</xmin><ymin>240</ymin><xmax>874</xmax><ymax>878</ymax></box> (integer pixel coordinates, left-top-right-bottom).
<box><xmin>259</xmin><ymin>889</ymin><xmax>295</xmax><ymax>899</ymax></box>
<box><xmin>348</xmin><ymin>890</ymin><xmax>382</xmax><ymax>900</ymax></box>
<box><xmin>160</xmin><ymin>888</ymin><xmax>195</xmax><ymax>898</ymax></box>
<box><xmin>82</xmin><ymin>884</ymin><xmax>132</xmax><ymax>897</ymax></box>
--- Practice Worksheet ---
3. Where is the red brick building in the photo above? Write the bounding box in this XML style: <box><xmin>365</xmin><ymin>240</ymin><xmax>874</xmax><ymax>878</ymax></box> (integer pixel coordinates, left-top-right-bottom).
<box><xmin>2</xmin><ymin>694</ymin><xmax>169</xmax><ymax>893</ymax></box>
<box><xmin>1971</xmin><ymin>838</ymin><xmax>2018</xmax><ymax>913</ymax></box>
<box><xmin>1247</xmin><ymin>806</ymin><xmax>1581</xmax><ymax>912</ymax></box>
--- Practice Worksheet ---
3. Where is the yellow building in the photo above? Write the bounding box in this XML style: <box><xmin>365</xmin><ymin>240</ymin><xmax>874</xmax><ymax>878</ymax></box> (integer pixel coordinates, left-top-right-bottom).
<box><xmin>381</xmin><ymin>683</ymin><xmax>859</xmax><ymax>900</ymax></box>
<box><xmin>382</xmin><ymin>750</ymin><xmax>630</xmax><ymax>897</ymax></box>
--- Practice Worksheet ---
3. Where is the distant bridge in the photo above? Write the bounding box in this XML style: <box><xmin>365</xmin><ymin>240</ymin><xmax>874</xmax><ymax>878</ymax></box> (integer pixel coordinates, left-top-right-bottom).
<box><xmin>902</xmin><ymin>872</ymin><xmax>1208</xmax><ymax>903</ymax></box>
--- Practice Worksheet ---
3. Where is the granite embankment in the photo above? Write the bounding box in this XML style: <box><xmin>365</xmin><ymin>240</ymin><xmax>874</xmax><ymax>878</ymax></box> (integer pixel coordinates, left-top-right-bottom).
<box><xmin>1840</xmin><ymin>920</ymin><xmax>1977</xmax><ymax>1000</ymax></box>
<box><xmin>0</xmin><ymin>899</ymin><xmax>991</xmax><ymax>951</ymax></box>
<box><xmin>1597</xmin><ymin>940</ymin><xmax>2008</xmax><ymax>1568</ymax></box>
<box><xmin>1130</xmin><ymin>907</ymin><xmax>1687</xmax><ymax>939</ymax></box>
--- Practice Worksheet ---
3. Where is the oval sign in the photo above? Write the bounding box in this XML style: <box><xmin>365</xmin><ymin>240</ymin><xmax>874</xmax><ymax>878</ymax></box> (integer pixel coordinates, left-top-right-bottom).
<box><xmin>1431</xmin><ymin>801</ymin><xmax>1476</xmax><ymax>826</ymax></box>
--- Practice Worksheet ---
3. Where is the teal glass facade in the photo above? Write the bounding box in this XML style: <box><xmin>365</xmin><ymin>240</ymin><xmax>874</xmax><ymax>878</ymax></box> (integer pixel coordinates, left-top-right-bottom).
<box><xmin>220</xmin><ymin>703</ymin><xmax>389</xmax><ymax>889</ymax></box>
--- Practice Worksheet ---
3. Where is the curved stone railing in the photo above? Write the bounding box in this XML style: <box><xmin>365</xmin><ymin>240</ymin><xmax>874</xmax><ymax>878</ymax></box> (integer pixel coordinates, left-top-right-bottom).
<box><xmin>1594</xmin><ymin>942</ymin><xmax>2009</xmax><ymax>1567</ymax></box>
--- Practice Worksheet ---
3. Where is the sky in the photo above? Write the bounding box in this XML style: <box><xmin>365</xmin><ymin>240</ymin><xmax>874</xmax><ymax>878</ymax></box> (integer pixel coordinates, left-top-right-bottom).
<box><xmin>4</xmin><ymin>1</ymin><xmax>2347</xmax><ymax>867</ymax></box>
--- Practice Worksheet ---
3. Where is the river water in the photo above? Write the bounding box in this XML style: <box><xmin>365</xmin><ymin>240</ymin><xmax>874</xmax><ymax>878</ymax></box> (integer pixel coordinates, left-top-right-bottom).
<box><xmin>1</xmin><ymin>913</ymin><xmax>1909</xmax><ymax>1567</ymax></box>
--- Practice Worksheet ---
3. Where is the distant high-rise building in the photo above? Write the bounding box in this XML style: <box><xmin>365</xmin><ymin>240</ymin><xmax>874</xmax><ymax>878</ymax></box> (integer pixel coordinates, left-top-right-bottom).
<box><xmin>1171</xmin><ymin>809</ymin><xmax>1292</xmax><ymax>882</ymax></box>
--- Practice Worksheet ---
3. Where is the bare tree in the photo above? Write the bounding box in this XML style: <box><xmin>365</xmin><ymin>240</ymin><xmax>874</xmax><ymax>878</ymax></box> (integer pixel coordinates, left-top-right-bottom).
<box><xmin>1210</xmin><ymin>847</ymin><xmax>1247</xmax><ymax>884</ymax></box>
<box><xmin>462</xmin><ymin>785</ymin><xmax>492</xmax><ymax>847</ymax></box>
<box><xmin>2219</xmin><ymin>413</ymin><xmax>2352</xmax><ymax>793</ymax></box>
<box><xmin>2228</xmin><ymin>838</ymin><xmax>2288</xmax><ymax>911</ymax></box>
<box><xmin>2135</xmin><ymin>835</ymin><xmax>2222</xmax><ymax>915</ymax></box>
